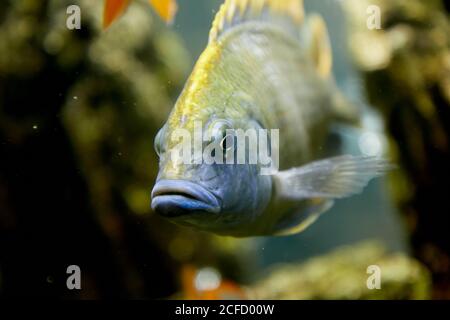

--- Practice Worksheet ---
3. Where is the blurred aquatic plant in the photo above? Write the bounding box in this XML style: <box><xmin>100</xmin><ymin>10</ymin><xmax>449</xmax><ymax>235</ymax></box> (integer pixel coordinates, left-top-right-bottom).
<box><xmin>342</xmin><ymin>0</ymin><xmax>450</xmax><ymax>298</ymax></box>
<box><xmin>63</xmin><ymin>0</ymin><xmax>188</xmax><ymax>218</ymax></box>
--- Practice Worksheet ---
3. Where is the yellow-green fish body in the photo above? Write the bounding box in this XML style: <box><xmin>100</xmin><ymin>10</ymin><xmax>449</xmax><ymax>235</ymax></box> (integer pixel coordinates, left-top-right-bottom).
<box><xmin>168</xmin><ymin>1</ymin><xmax>334</xmax><ymax>167</ymax></box>
<box><xmin>152</xmin><ymin>0</ymin><xmax>389</xmax><ymax>237</ymax></box>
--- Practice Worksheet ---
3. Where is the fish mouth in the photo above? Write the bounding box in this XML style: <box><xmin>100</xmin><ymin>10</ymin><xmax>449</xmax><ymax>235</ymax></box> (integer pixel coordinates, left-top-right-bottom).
<box><xmin>151</xmin><ymin>180</ymin><xmax>221</xmax><ymax>217</ymax></box>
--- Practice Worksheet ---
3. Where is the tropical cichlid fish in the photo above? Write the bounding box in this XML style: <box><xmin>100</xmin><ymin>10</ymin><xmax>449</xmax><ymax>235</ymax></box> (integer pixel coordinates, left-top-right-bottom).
<box><xmin>151</xmin><ymin>0</ymin><xmax>391</xmax><ymax>237</ymax></box>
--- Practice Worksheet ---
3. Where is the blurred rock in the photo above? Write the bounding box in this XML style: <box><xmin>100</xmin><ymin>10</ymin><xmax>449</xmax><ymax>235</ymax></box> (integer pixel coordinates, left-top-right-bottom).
<box><xmin>249</xmin><ymin>241</ymin><xmax>431</xmax><ymax>299</ymax></box>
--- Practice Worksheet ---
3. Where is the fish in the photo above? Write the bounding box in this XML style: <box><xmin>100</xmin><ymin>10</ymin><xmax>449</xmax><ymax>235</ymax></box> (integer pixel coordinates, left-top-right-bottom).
<box><xmin>103</xmin><ymin>0</ymin><xmax>178</xmax><ymax>29</ymax></box>
<box><xmin>151</xmin><ymin>0</ymin><xmax>392</xmax><ymax>237</ymax></box>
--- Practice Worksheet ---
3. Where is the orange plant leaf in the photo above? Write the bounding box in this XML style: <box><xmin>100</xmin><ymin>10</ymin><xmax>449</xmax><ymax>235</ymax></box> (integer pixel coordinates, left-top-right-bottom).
<box><xmin>103</xmin><ymin>0</ymin><xmax>131</xmax><ymax>29</ymax></box>
<box><xmin>148</xmin><ymin>0</ymin><xmax>178</xmax><ymax>24</ymax></box>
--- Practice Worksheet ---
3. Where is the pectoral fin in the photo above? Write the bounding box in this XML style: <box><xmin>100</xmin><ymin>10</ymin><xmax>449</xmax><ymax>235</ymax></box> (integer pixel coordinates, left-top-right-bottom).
<box><xmin>274</xmin><ymin>155</ymin><xmax>393</xmax><ymax>200</ymax></box>
<box><xmin>271</xmin><ymin>155</ymin><xmax>392</xmax><ymax>236</ymax></box>
<box><xmin>273</xmin><ymin>199</ymin><xmax>334</xmax><ymax>236</ymax></box>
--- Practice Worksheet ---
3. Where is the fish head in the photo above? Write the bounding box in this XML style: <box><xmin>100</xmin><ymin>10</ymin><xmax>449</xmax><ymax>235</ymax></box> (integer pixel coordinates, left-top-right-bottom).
<box><xmin>151</xmin><ymin>115</ymin><xmax>273</xmax><ymax>234</ymax></box>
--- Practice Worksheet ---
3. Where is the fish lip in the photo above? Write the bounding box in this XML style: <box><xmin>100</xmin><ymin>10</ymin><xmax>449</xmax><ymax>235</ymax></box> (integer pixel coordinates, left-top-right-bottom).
<box><xmin>151</xmin><ymin>180</ymin><xmax>221</xmax><ymax>216</ymax></box>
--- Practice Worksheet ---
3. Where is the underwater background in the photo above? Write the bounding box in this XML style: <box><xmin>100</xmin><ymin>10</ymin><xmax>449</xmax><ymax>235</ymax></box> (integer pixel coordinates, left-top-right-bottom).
<box><xmin>0</xmin><ymin>0</ymin><xmax>449</xmax><ymax>299</ymax></box>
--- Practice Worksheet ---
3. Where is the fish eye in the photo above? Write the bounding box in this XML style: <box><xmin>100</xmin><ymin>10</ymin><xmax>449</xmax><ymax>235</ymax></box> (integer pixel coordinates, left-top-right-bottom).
<box><xmin>208</xmin><ymin>119</ymin><xmax>233</xmax><ymax>142</ymax></box>
<box><xmin>154</xmin><ymin>127</ymin><xmax>165</xmax><ymax>157</ymax></box>
<box><xmin>220</xmin><ymin>133</ymin><xmax>235</xmax><ymax>152</ymax></box>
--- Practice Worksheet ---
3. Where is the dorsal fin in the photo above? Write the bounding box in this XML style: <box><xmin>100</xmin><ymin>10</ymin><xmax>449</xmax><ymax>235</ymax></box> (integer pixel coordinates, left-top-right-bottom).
<box><xmin>301</xmin><ymin>14</ymin><xmax>333</xmax><ymax>78</ymax></box>
<box><xmin>209</xmin><ymin>0</ymin><xmax>304</xmax><ymax>43</ymax></box>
